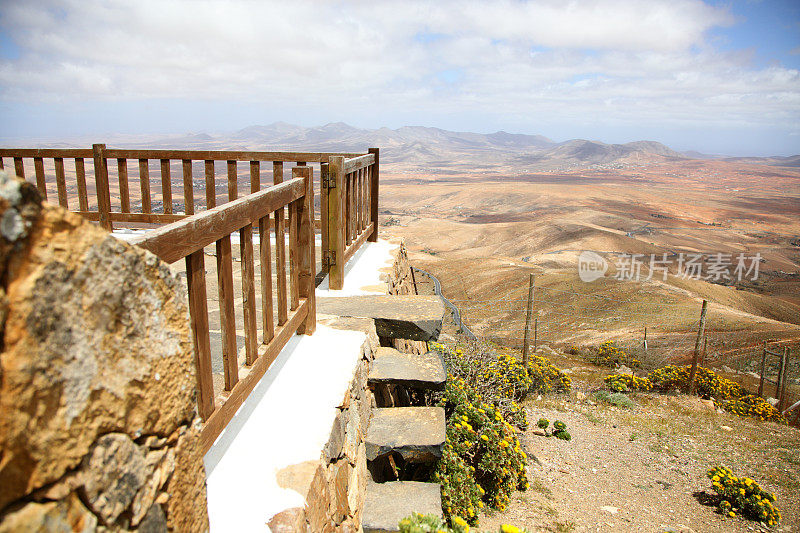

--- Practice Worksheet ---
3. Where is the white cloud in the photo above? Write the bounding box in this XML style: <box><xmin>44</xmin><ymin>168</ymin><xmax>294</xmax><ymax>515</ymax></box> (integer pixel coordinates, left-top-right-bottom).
<box><xmin>0</xmin><ymin>0</ymin><xmax>797</xmax><ymax>146</ymax></box>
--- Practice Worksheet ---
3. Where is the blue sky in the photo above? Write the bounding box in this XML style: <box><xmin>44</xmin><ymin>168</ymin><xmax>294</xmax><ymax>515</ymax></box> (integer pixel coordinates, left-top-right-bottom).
<box><xmin>0</xmin><ymin>0</ymin><xmax>798</xmax><ymax>156</ymax></box>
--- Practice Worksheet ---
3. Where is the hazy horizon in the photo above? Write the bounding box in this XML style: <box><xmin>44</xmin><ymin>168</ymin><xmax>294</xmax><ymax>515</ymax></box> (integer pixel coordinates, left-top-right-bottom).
<box><xmin>1</xmin><ymin>1</ymin><xmax>799</xmax><ymax>157</ymax></box>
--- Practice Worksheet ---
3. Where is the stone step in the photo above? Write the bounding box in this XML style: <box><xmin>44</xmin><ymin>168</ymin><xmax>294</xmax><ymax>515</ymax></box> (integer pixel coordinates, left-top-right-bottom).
<box><xmin>316</xmin><ymin>295</ymin><xmax>445</xmax><ymax>341</ymax></box>
<box><xmin>365</xmin><ymin>407</ymin><xmax>445</xmax><ymax>464</ymax></box>
<box><xmin>362</xmin><ymin>481</ymin><xmax>443</xmax><ymax>533</ymax></box>
<box><xmin>369</xmin><ymin>348</ymin><xmax>446</xmax><ymax>391</ymax></box>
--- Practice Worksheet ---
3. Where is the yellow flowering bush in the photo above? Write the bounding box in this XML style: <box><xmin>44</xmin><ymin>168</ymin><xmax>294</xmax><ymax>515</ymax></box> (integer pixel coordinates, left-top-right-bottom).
<box><xmin>646</xmin><ymin>365</ymin><xmax>785</xmax><ymax>423</ymax></box>
<box><xmin>720</xmin><ymin>394</ymin><xmax>785</xmax><ymax>423</ymax></box>
<box><xmin>527</xmin><ymin>354</ymin><xmax>571</xmax><ymax>394</ymax></box>
<box><xmin>604</xmin><ymin>373</ymin><xmax>651</xmax><ymax>393</ymax></box>
<box><xmin>585</xmin><ymin>341</ymin><xmax>641</xmax><ymax>368</ymax></box>
<box><xmin>707</xmin><ymin>466</ymin><xmax>781</xmax><ymax>527</ymax></box>
<box><xmin>433</xmin><ymin>376</ymin><xmax>528</xmax><ymax>526</ymax></box>
<box><xmin>398</xmin><ymin>513</ymin><xmax>530</xmax><ymax>533</ymax></box>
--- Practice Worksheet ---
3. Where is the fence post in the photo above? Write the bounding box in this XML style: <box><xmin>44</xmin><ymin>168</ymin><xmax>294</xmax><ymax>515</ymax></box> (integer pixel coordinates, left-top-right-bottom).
<box><xmin>320</xmin><ymin>162</ymin><xmax>330</xmax><ymax>277</ymax></box>
<box><xmin>522</xmin><ymin>274</ymin><xmax>535</xmax><ymax>366</ymax></box>
<box><xmin>643</xmin><ymin>327</ymin><xmax>648</xmax><ymax>354</ymax></box>
<box><xmin>92</xmin><ymin>143</ymin><xmax>113</xmax><ymax>231</ymax></box>
<box><xmin>780</xmin><ymin>347</ymin><xmax>791</xmax><ymax>412</ymax></box>
<box><xmin>758</xmin><ymin>341</ymin><xmax>767</xmax><ymax>397</ymax></box>
<box><xmin>688</xmin><ymin>299</ymin><xmax>708</xmax><ymax>394</ymax></box>
<box><xmin>328</xmin><ymin>156</ymin><xmax>345</xmax><ymax>290</ymax></box>
<box><xmin>295</xmin><ymin>166</ymin><xmax>316</xmax><ymax>335</ymax></box>
<box><xmin>368</xmin><ymin>147</ymin><xmax>379</xmax><ymax>242</ymax></box>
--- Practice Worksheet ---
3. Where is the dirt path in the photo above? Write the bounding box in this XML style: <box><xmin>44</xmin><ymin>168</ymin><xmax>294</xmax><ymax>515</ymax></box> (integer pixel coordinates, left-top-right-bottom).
<box><xmin>477</xmin><ymin>383</ymin><xmax>800</xmax><ymax>533</ymax></box>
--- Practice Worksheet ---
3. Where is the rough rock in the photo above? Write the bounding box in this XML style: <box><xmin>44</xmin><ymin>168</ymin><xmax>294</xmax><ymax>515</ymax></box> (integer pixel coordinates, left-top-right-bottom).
<box><xmin>81</xmin><ymin>433</ymin><xmax>148</xmax><ymax>524</ymax></box>
<box><xmin>617</xmin><ymin>365</ymin><xmax>633</xmax><ymax>375</ymax></box>
<box><xmin>362</xmin><ymin>481</ymin><xmax>442</xmax><ymax>533</ymax></box>
<box><xmin>368</xmin><ymin>348</ymin><xmax>446</xmax><ymax>391</ymax></box>
<box><xmin>317</xmin><ymin>295</ymin><xmax>445</xmax><ymax>341</ymax></box>
<box><xmin>0</xmin><ymin>493</ymin><xmax>97</xmax><ymax>533</ymax></box>
<box><xmin>305</xmin><ymin>465</ymin><xmax>333</xmax><ymax>532</ymax></box>
<box><xmin>324</xmin><ymin>410</ymin><xmax>347</xmax><ymax>462</ymax></box>
<box><xmin>268</xmin><ymin>507</ymin><xmax>306</xmax><ymax>533</ymax></box>
<box><xmin>365</xmin><ymin>407</ymin><xmax>445</xmax><ymax>463</ymax></box>
<box><xmin>164</xmin><ymin>422</ymin><xmax>209</xmax><ymax>532</ymax></box>
<box><xmin>0</xmin><ymin>169</ymin><xmax>197</xmax><ymax>510</ymax></box>
<box><xmin>332</xmin><ymin>461</ymin><xmax>354</xmax><ymax>522</ymax></box>
<box><xmin>136</xmin><ymin>503</ymin><xmax>167</xmax><ymax>533</ymax></box>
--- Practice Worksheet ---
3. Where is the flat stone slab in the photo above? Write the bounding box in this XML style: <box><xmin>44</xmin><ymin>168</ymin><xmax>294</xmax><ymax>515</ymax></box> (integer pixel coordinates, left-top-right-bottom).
<box><xmin>316</xmin><ymin>295</ymin><xmax>445</xmax><ymax>341</ymax></box>
<box><xmin>369</xmin><ymin>348</ymin><xmax>446</xmax><ymax>391</ymax></box>
<box><xmin>362</xmin><ymin>481</ymin><xmax>443</xmax><ymax>533</ymax></box>
<box><xmin>365</xmin><ymin>407</ymin><xmax>445</xmax><ymax>463</ymax></box>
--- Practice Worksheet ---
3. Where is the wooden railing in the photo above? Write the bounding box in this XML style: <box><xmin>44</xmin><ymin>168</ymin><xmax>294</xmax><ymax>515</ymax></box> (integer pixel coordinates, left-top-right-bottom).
<box><xmin>131</xmin><ymin>167</ymin><xmax>316</xmax><ymax>453</ymax></box>
<box><xmin>1</xmin><ymin>144</ymin><xmax>380</xmax><ymax>451</ymax></box>
<box><xmin>0</xmin><ymin>145</ymin><xmax>364</xmax><ymax>231</ymax></box>
<box><xmin>321</xmin><ymin>148</ymin><xmax>379</xmax><ymax>289</ymax></box>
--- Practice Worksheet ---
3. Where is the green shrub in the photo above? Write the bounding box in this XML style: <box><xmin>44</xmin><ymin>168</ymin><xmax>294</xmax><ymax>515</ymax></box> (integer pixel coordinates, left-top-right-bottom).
<box><xmin>537</xmin><ymin>418</ymin><xmax>549</xmax><ymax>429</ymax></box>
<box><xmin>555</xmin><ymin>430</ymin><xmax>572</xmax><ymax>441</ymax></box>
<box><xmin>592</xmin><ymin>390</ymin><xmax>635</xmax><ymax>409</ymax></box>
<box><xmin>707</xmin><ymin>466</ymin><xmax>780</xmax><ymax>526</ymax></box>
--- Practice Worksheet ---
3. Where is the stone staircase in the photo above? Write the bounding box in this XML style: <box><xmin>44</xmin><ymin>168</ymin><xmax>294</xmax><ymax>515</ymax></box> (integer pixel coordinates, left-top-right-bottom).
<box><xmin>362</xmin><ymin>361</ymin><xmax>447</xmax><ymax>532</ymax></box>
<box><xmin>318</xmin><ymin>294</ymin><xmax>449</xmax><ymax>532</ymax></box>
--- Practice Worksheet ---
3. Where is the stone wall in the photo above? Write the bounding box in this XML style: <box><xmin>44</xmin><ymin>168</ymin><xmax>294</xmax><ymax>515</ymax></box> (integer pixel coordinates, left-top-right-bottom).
<box><xmin>269</xmin><ymin>319</ymin><xmax>378</xmax><ymax>533</ymax></box>
<box><xmin>0</xmin><ymin>170</ymin><xmax>208</xmax><ymax>531</ymax></box>
<box><xmin>385</xmin><ymin>243</ymin><xmax>427</xmax><ymax>355</ymax></box>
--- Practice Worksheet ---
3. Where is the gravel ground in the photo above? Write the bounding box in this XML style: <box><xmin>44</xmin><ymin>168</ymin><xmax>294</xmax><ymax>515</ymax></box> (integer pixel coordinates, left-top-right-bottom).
<box><xmin>477</xmin><ymin>387</ymin><xmax>800</xmax><ymax>533</ymax></box>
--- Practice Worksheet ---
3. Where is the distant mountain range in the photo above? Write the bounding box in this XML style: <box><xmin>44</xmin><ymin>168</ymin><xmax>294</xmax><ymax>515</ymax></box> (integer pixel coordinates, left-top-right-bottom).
<box><xmin>35</xmin><ymin>122</ymin><xmax>800</xmax><ymax>172</ymax></box>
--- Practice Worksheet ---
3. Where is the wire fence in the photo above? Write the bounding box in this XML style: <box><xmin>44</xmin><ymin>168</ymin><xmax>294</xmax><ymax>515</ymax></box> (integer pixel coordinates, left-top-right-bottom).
<box><xmin>412</xmin><ymin>269</ymin><xmax>800</xmax><ymax>420</ymax></box>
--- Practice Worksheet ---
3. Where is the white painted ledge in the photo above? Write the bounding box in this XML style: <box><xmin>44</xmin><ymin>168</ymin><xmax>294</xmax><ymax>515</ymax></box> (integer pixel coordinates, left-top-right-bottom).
<box><xmin>203</xmin><ymin>237</ymin><xmax>399</xmax><ymax>532</ymax></box>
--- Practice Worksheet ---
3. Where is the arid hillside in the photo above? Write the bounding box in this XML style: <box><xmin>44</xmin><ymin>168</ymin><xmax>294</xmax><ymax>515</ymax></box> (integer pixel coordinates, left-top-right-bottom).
<box><xmin>380</xmin><ymin>158</ymin><xmax>800</xmax><ymax>375</ymax></box>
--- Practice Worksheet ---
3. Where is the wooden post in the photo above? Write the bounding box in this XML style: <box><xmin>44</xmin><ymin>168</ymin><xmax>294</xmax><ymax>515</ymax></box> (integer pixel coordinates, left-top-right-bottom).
<box><xmin>54</xmin><ymin>157</ymin><xmax>68</xmax><ymax>208</ymax></box>
<box><xmin>320</xmin><ymin>162</ymin><xmax>330</xmax><ymax>276</ymax></box>
<box><xmin>777</xmin><ymin>347</ymin><xmax>790</xmax><ymax>412</ymax></box>
<box><xmin>533</xmin><ymin>318</ymin><xmax>538</xmax><ymax>353</ymax></box>
<box><xmin>160</xmin><ymin>159</ymin><xmax>173</xmax><ymax>214</ymax></box>
<box><xmin>92</xmin><ymin>144</ymin><xmax>113</xmax><ymax>231</ymax></box>
<box><xmin>328</xmin><ymin>156</ymin><xmax>345</xmax><ymax>290</ymax></box>
<box><xmin>185</xmin><ymin>250</ymin><xmax>215</xmax><ymax>420</ymax></box>
<box><xmin>217</xmin><ymin>235</ymin><xmax>238</xmax><ymax>391</ymax></box>
<box><xmin>688</xmin><ymin>299</ymin><xmax>708</xmax><ymax>394</ymax></box>
<box><xmin>368</xmin><ymin>148</ymin><xmax>379</xmax><ymax>242</ymax></box>
<box><xmin>643</xmin><ymin>327</ymin><xmax>648</xmax><ymax>353</ymax></box>
<box><xmin>522</xmin><ymin>274</ymin><xmax>535</xmax><ymax>366</ymax></box>
<box><xmin>33</xmin><ymin>157</ymin><xmax>47</xmax><ymax>199</ymax></box>
<box><xmin>274</xmin><ymin>161</ymin><xmax>288</xmax><ymax>325</ymax></box>
<box><xmin>702</xmin><ymin>335</ymin><xmax>708</xmax><ymax>366</ymax></box>
<box><xmin>758</xmin><ymin>341</ymin><xmax>767</xmax><ymax>397</ymax></box>
<box><xmin>295</xmin><ymin>166</ymin><xmax>316</xmax><ymax>335</ymax></box>
<box><xmin>775</xmin><ymin>347</ymin><xmax>787</xmax><ymax>409</ymax></box>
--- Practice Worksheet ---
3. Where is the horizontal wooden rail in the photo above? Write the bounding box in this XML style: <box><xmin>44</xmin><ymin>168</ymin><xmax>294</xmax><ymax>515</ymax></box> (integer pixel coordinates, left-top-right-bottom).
<box><xmin>0</xmin><ymin>145</ymin><xmax>371</xmax><ymax>236</ymax></box>
<box><xmin>0</xmin><ymin>148</ymin><xmax>93</xmax><ymax>158</ymax></box>
<box><xmin>104</xmin><ymin>149</ymin><xmax>363</xmax><ymax>162</ymax></box>
<box><xmin>130</xmin><ymin>178</ymin><xmax>304</xmax><ymax>263</ymax></box>
<box><xmin>343</xmin><ymin>153</ymin><xmax>375</xmax><ymax>174</ymax></box>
